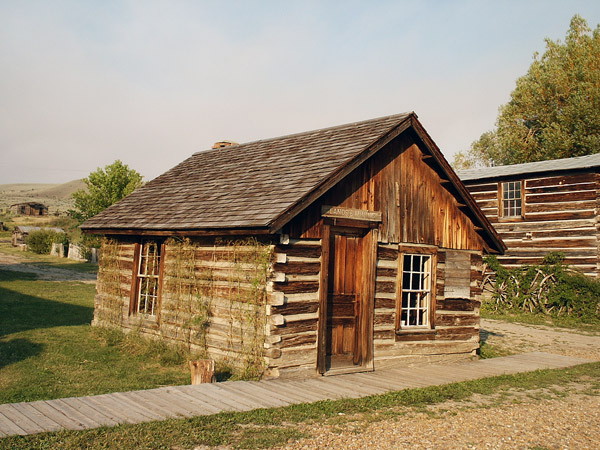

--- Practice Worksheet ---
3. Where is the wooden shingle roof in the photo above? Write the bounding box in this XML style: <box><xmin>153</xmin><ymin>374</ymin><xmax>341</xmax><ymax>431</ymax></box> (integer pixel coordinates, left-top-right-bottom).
<box><xmin>82</xmin><ymin>113</ymin><xmax>411</xmax><ymax>232</ymax></box>
<box><xmin>81</xmin><ymin>112</ymin><xmax>504</xmax><ymax>252</ymax></box>
<box><xmin>457</xmin><ymin>152</ymin><xmax>600</xmax><ymax>182</ymax></box>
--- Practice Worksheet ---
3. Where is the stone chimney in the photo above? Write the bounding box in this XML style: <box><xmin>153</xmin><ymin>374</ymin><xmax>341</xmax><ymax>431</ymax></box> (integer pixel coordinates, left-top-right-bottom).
<box><xmin>212</xmin><ymin>140</ymin><xmax>238</xmax><ymax>149</ymax></box>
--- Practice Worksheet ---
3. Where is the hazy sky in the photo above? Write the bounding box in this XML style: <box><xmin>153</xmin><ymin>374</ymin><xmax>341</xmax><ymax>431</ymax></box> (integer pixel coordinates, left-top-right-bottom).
<box><xmin>2</xmin><ymin>1</ymin><xmax>600</xmax><ymax>184</ymax></box>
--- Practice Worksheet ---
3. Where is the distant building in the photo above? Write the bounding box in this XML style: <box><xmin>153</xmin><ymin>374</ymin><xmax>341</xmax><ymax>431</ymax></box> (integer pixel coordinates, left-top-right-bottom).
<box><xmin>10</xmin><ymin>202</ymin><xmax>48</xmax><ymax>216</ymax></box>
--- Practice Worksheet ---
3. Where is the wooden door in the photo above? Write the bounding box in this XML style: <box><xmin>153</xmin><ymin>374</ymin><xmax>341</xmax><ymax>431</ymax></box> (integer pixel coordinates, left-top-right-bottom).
<box><xmin>325</xmin><ymin>229</ymin><xmax>365</xmax><ymax>369</ymax></box>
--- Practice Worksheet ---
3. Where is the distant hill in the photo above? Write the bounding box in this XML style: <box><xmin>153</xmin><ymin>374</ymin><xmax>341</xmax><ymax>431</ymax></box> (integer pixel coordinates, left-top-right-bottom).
<box><xmin>0</xmin><ymin>180</ymin><xmax>87</xmax><ymax>214</ymax></box>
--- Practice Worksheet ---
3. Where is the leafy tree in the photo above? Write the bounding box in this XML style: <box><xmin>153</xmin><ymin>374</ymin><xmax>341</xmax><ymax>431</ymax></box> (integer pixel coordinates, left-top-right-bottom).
<box><xmin>454</xmin><ymin>15</ymin><xmax>600</xmax><ymax>169</ymax></box>
<box><xmin>72</xmin><ymin>160</ymin><xmax>143</xmax><ymax>222</ymax></box>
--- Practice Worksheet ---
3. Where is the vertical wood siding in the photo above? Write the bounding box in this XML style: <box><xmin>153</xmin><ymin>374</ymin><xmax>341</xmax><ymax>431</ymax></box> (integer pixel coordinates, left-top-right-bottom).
<box><xmin>284</xmin><ymin>133</ymin><xmax>484</xmax><ymax>252</ymax></box>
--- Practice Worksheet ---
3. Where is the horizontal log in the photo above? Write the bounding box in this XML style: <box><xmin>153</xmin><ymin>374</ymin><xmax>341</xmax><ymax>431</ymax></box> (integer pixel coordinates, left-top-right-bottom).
<box><xmin>436</xmin><ymin>299</ymin><xmax>480</xmax><ymax>312</ymax></box>
<box><xmin>496</xmin><ymin>256</ymin><xmax>597</xmax><ymax>265</ymax></box>
<box><xmin>279</xmin><ymin>332</ymin><xmax>317</xmax><ymax>349</ymax></box>
<box><xmin>273</xmin><ymin>262</ymin><xmax>321</xmax><ymax>276</ymax></box>
<box><xmin>378</xmin><ymin>246</ymin><xmax>398</xmax><ymax>261</ymax></box>
<box><xmin>526</xmin><ymin>190</ymin><xmax>596</xmax><ymax>204</ymax></box>
<box><xmin>435</xmin><ymin>314</ymin><xmax>478</xmax><ymax>327</ymax></box>
<box><xmin>376</xmin><ymin>280</ymin><xmax>396</xmax><ymax>294</ymax></box>
<box><xmin>526</xmin><ymin>172</ymin><xmax>597</xmax><ymax>188</ymax></box>
<box><xmin>435</xmin><ymin>327</ymin><xmax>478</xmax><ymax>339</ymax></box>
<box><xmin>503</xmin><ymin>248</ymin><xmax>598</xmax><ymax>257</ymax></box>
<box><xmin>271</xmin><ymin>318</ymin><xmax>318</xmax><ymax>335</ymax></box>
<box><xmin>375</xmin><ymin>297</ymin><xmax>396</xmax><ymax>309</ymax></box>
<box><xmin>523</xmin><ymin>210</ymin><xmax>596</xmax><ymax>222</ymax></box>
<box><xmin>275</xmin><ymin>244</ymin><xmax>321</xmax><ymax>258</ymax></box>
<box><xmin>465</xmin><ymin>182</ymin><xmax>498</xmax><ymax>193</ymax></box>
<box><xmin>374</xmin><ymin>329</ymin><xmax>395</xmax><ymax>340</ymax></box>
<box><xmin>504</xmin><ymin>238</ymin><xmax>597</xmax><ymax>249</ymax></box>
<box><xmin>374</xmin><ymin>312</ymin><xmax>395</xmax><ymax>326</ymax></box>
<box><xmin>526</xmin><ymin>181</ymin><xmax>597</xmax><ymax>194</ymax></box>
<box><xmin>499</xmin><ymin>228</ymin><xmax>596</xmax><ymax>239</ymax></box>
<box><xmin>493</xmin><ymin>218</ymin><xmax>595</xmax><ymax>232</ymax></box>
<box><xmin>272</xmin><ymin>302</ymin><xmax>318</xmax><ymax>316</ymax></box>
<box><xmin>376</xmin><ymin>267</ymin><xmax>398</xmax><ymax>278</ymax></box>
<box><xmin>275</xmin><ymin>280</ymin><xmax>320</xmax><ymax>294</ymax></box>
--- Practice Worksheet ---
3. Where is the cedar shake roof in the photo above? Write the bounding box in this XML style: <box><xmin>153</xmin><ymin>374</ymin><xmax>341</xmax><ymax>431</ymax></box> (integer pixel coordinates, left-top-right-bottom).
<box><xmin>82</xmin><ymin>113</ymin><xmax>411</xmax><ymax>231</ymax></box>
<box><xmin>458</xmin><ymin>152</ymin><xmax>600</xmax><ymax>182</ymax></box>
<box><xmin>81</xmin><ymin>112</ymin><xmax>504</xmax><ymax>252</ymax></box>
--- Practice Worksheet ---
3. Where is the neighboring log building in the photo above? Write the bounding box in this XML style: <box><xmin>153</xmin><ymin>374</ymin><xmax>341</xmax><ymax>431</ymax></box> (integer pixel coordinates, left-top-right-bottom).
<box><xmin>458</xmin><ymin>153</ymin><xmax>600</xmax><ymax>277</ymax></box>
<box><xmin>10</xmin><ymin>202</ymin><xmax>48</xmax><ymax>216</ymax></box>
<box><xmin>82</xmin><ymin>113</ymin><xmax>504</xmax><ymax>379</ymax></box>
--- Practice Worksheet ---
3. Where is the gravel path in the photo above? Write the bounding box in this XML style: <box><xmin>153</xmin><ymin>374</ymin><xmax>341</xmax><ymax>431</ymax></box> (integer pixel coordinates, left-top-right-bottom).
<box><xmin>0</xmin><ymin>251</ymin><xmax>97</xmax><ymax>283</ymax></box>
<box><xmin>275</xmin><ymin>320</ymin><xmax>600</xmax><ymax>450</ymax></box>
<box><xmin>481</xmin><ymin>318</ymin><xmax>600</xmax><ymax>360</ymax></box>
<box><xmin>280</xmin><ymin>387</ymin><xmax>600</xmax><ymax>450</ymax></box>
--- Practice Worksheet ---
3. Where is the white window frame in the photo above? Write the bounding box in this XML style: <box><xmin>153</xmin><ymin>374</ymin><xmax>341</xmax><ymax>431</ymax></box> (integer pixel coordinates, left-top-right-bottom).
<box><xmin>135</xmin><ymin>240</ymin><xmax>162</xmax><ymax>316</ymax></box>
<box><xmin>501</xmin><ymin>180</ymin><xmax>523</xmax><ymax>218</ymax></box>
<box><xmin>396</xmin><ymin>247</ymin><xmax>436</xmax><ymax>331</ymax></box>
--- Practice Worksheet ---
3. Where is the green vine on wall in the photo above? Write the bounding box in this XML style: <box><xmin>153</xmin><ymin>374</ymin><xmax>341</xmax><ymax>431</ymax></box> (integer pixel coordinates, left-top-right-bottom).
<box><xmin>97</xmin><ymin>238</ymin><xmax>124</xmax><ymax>325</ymax></box>
<box><xmin>165</xmin><ymin>237</ymin><xmax>272</xmax><ymax>378</ymax></box>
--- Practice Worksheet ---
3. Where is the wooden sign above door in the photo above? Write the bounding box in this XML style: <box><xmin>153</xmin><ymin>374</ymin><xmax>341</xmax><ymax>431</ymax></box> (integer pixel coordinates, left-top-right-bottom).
<box><xmin>321</xmin><ymin>206</ymin><xmax>382</xmax><ymax>223</ymax></box>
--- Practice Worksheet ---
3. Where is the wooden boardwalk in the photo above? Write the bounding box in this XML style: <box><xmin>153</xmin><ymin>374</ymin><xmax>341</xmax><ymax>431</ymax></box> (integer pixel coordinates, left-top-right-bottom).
<box><xmin>0</xmin><ymin>352</ymin><xmax>591</xmax><ymax>437</ymax></box>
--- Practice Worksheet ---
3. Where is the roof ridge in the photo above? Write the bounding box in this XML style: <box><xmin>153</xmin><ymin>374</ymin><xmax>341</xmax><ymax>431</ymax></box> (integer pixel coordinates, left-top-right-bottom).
<box><xmin>192</xmin><ymin>112</ymin><xmax>414</xmax><ymax>157</ymax></box>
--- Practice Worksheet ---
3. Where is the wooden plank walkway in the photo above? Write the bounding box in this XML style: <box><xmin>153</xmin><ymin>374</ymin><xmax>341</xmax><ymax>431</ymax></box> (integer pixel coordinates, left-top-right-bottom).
<box><xmin>0</xmin><ymin>352</ymin><xmax>591</xmax><ymax>437</ymax></box>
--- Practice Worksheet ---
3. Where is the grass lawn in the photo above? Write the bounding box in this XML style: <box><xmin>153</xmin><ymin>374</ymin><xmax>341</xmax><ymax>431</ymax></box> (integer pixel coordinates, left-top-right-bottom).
<box><xmin>0</xmin><ymin>269</ymin><xmax>191</xmax><ymax>405</ymax></box>
<box><xmin>1</xmin><ymin>361</ymin><xmax>598</xmax><ymax>450</ymax></box>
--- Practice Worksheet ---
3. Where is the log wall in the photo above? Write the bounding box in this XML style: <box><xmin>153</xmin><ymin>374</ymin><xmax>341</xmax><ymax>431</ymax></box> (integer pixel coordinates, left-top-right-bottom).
<box><xmin>93</xmin><ymin>238</ymin><xmax>274</xmax><ymax>373</ymax></box>
<box><xmin>464</xmin><ymin>171</ymin><xmax>600</xmax><ymax>276</ymax></box>
<box><xmin>371</xmin><ymin>245</ymin><xmax>480</xmax><ymax>367</ymax></box>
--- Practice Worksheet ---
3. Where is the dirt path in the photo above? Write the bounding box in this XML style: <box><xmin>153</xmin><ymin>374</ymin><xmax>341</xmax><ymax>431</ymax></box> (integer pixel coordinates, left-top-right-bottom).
<box><xmin>481</xmin><ymin>318</ymin><xmax>600</xmax><ymax>361</ymax></box>
<box><xmin>0</xmin><ymin>251</ymin><xmax>97</xmax><ymax>284</ymax></box>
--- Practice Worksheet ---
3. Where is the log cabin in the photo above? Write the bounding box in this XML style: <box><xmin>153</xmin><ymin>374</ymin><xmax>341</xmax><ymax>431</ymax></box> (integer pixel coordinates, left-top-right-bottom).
<box><xmin>81</xmin><ymin>112</ymin><xmax>504</xmax><ymax>379</ymax></box>
<box><xmin>10</xmin><ymin>202</ymin><xmax>48</xmax><ymax>216</ymax></box>
<box><xmin>458</xmin><ymin>153</ymin><xmax>600</xmax><ymax>277</ymax></box>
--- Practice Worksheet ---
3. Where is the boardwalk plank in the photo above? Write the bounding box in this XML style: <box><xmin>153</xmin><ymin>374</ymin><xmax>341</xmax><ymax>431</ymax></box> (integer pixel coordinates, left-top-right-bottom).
<box><xmin>0</xmin><ymin>352</ymin><xmax>591</xmax><ymax>437</ymax></box>
<box><xmin>0</xmin><ymin>411</ymin><xmax>28</xmax><ymax>436</ymax></box>
<box><xmin>9</xmin><ymin>403</ymin><xmax>62</xmax><ymax>432</ymax></box>
<box><xmin>87</xmin><ymin>394</ymin><xmax>161</xmax><ymax>423</ymax></box>
<box><xmin>28</xmin><ymin>401</ymin><xmax>87</xmax><ymax>430</ymax></box>
<box><xmin>0</xmin><ymin>405</ymin><xmax>46</xmax><ymax>435</ymax></box>
<box><xmin>60</xmin><ymin>397</ymin><xmax>120</xmax><ymax>427</ymax></box>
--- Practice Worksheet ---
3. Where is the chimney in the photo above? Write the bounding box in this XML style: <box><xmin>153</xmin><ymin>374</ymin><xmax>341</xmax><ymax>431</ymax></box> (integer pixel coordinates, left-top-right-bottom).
<box><xmin>212</xmin><ymin>140</ymin><xmax>238</xmax><ymax>149</ymax></box>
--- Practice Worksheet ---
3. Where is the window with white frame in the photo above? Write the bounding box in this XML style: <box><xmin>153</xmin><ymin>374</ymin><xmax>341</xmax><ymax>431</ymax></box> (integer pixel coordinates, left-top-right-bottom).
<box><xmin>501</xmin><ymin>181</ymin><xmax>522</xmax><ymax>218</ymax></box>
<box><xmin>399</xmin><ymin>253</ymin><xmax>432</xmax><ymax>328</ymax></box>
<box><xmin>134</xmin><ymin>240</ymin><xmax>162</xmax><ymax>316</ymax></box>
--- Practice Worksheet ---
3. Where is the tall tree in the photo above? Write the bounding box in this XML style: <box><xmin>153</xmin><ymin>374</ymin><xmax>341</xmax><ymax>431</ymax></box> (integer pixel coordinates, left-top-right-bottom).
<box><xmin>72</xmin><ymin>160</ymin><xmax>143</xmax><ymax>222</ymax></box>
<box><xmin>454</xmin><ymin>15</ymin><xmax>600</xmax><ymax>169</ymax></box>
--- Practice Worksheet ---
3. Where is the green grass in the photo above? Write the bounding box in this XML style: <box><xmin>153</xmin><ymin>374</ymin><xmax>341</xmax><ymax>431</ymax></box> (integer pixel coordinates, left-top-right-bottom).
<box><xmin>0</xmin><ymin>269</ymin><xmax>191</xmax><ymax>404</ymax></box>
<box><xmin>481</xmin><ymin>309</ymin><xmax>600</xmax><ymax>334</ymax></box>
<box><xmin>1</xmin><ymin>362</ymin><xmax>599</xmax><ymax>450</ymax></box>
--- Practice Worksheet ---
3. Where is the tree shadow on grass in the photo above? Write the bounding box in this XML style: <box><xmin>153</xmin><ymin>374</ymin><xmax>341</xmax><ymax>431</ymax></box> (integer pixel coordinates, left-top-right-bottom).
<box><xmin>0</xmin><ymin>338</ymin><xmax>44</xmax><ymax>369</ymax></box>
<box><xmin>0</xmin><ymin>270</ymin><xmax>94</xmax><ymax>337</ymax></box>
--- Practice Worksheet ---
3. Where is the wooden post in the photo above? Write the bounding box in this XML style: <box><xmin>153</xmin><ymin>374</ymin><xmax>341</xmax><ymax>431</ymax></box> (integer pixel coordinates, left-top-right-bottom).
<box><xmin>189</xmin><ymin>359</ymin><xmax>216</xmax><ymax>384</ymax></box>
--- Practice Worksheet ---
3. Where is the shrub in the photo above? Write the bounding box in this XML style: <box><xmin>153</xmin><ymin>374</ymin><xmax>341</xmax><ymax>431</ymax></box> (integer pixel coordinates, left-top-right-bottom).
<box><xmin>483</xmin><ymin>252</ymin><xmax>600</xmax><ymax>324</ymax></box>
<box><xmin>26</xmin><ymin>230</ymin><xmax>68</xmax><ymax>254</ymax></box>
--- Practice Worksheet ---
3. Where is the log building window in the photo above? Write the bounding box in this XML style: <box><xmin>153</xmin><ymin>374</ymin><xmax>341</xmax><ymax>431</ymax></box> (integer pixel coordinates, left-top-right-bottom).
<box><xmin>501</xmin><ymin>181</ymin><xmax>522</xmax><ymax>218</ymax></box>
<box><xmin>132</xmin><ymin>240</ymin><xmax>162</xmax><ymax>316</ymax></box>
<box><xmin>397</xmin><ymin>252</ymin><xmax>433</xmax><ymax>329</ymax></box>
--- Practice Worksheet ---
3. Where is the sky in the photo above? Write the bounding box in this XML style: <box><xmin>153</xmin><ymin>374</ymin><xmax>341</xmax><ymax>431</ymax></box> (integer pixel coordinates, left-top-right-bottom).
<box><xmin>2</xmin><ymin>1</ymin><xmax>600</xmax><ymax>184</ymax></box>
